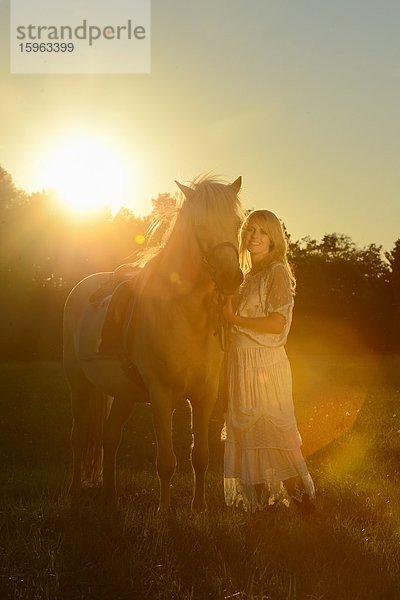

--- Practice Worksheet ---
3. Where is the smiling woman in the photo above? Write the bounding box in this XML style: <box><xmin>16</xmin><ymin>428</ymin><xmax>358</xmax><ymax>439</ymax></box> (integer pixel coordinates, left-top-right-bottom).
<box><xmin>41</xmin><ymin>134</ymin><xmax>130</xmax><ymax>217</ymax></box>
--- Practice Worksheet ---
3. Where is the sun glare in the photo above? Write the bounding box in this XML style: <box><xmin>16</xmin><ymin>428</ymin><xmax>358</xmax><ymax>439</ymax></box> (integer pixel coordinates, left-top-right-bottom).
<box><xmin>42</xmin><ymin>134</ymin><xmax>130</xmax><ymax>217</ymax></box>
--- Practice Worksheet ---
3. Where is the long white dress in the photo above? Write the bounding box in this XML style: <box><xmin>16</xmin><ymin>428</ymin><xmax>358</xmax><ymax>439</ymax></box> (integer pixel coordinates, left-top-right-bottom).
<box><xmin>223</xmin><ymin>260</ymin><xmax>315</xmax><ymax>511</ymax></box>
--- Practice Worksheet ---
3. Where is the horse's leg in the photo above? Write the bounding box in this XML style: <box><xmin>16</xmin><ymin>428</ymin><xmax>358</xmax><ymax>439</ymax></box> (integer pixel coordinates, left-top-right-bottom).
<box><xmin>152</xmin><ymin>395</ymin><xmax>176</xmax><ymax>512</ymax></box>
<box><xmin>102</xmin><ymin>395</ymin><xmax>134</xmax><ymax>504</ymax></box>
<box><xmin>66</xmin><ymin>359</ymin><xmax>110</xmax><ymax>499</ymax></box>
<box><xmin>190</xmin><ymin>397</ymin><xmax>215</xmax><ymax>512</ymax></box>
<box><xmin>68</xmin><ymin>381</ymin><xmax>93</xmax><ymax>499</ymax></box>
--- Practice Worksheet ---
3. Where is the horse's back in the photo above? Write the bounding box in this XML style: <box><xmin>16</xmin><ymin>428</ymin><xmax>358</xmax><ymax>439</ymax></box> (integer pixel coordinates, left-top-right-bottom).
<box><xmin>64</xmin><ymin>272</ymin><xmax>112</xmax><ymax>315</ymax></box>
<box><xmin>64</xmin><ymin>272</ymin><xmax>111</xmax><ymax>350</ymax></box>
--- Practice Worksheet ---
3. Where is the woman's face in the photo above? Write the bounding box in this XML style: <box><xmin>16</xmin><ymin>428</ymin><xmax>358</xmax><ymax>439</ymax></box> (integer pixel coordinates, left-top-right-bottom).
<box><xmin>243</xmin><ymin>218</ymin><xmax>271</xmax><ymax>261</ymax></box>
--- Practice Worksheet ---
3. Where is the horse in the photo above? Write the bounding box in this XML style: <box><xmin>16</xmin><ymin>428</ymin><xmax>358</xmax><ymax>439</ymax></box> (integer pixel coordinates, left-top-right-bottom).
<box><xmin>63</xmin><ymin>175</ymin><xmax>244</xmax><ymax>512</ymax></box>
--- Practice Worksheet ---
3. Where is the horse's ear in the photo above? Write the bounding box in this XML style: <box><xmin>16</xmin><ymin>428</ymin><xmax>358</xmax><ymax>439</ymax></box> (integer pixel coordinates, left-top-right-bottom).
<box><xmin>175</xmin><ymin>180</ymin><xmax>195</xmax><ymax>199</ymax></box>
<box><xmin>230</xmin><ymin>176</ymin><xmax>242</xmax><ymax>193</ymax></box>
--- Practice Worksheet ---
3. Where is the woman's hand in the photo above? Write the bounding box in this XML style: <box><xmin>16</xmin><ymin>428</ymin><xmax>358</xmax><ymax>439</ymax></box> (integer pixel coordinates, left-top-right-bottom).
<box><xmin>222</xmin><ymin>295</ymin><xmax>286</xmax><ymax>334</ymax></box>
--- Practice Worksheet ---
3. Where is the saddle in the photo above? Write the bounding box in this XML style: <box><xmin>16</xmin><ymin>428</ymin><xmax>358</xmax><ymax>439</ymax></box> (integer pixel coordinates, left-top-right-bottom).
<box><xmin>89</xmin><ymin>264</ymin><xmax>141</xmax><ymax>358</ymax></box>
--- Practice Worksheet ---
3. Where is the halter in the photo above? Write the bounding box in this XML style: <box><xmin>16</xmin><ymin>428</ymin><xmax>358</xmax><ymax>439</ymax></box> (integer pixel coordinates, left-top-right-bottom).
<box><xmin>201</xmin><ymin>241</ymin><xmax>239</xmax><ymax>275</ymax></box>
<box><xmin>197</xmin><ymin>239</ymin><xmax>240</xmax><ymax>351</ymax></box>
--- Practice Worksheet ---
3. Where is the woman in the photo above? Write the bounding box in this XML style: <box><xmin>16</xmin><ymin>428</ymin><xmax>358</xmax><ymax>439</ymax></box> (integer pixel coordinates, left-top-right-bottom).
<box><xmin>222</xmin><ymin>209</ymin><xmax>315</xmax><ymax>512</ymax></box>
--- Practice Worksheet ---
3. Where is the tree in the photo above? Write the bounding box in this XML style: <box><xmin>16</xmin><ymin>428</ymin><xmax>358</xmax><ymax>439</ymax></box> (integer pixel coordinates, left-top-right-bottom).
<box><xmin>386</xmin><ymin>239</ymin><xmax>400</xmax><ymax>295</ymax></box>
<box><xmin>385</xmin><ymin>239</ymin><xmax>400</xmax><ymax>349</ymax></box>
<box><xmin>0</xmin><ymin>170</ymin><xmax>153</xmax><ymax>359</ymax></box>
<box><xmin>289</xmin><ymin>232</ymin><xmax>391</xmax><ymax>350</ymax></box>
<box><xmin>0</xmin><ymin>166</ymin><xmax>27</xmax><ymax>210</ymax></box>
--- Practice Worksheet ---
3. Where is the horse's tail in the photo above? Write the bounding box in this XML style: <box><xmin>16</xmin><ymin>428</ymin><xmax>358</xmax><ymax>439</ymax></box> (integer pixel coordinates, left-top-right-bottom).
<box><xmin>82</xmin><ymin>389</ymin><xmax>112</xmax><ymax>485</ymax></box>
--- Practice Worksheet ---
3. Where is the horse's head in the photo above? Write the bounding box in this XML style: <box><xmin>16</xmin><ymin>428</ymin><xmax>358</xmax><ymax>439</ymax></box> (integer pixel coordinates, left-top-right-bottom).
<box><xmin>175</xmin><ymin>176</ymin><xmax>244</xmax><ymax>294</ymax></box>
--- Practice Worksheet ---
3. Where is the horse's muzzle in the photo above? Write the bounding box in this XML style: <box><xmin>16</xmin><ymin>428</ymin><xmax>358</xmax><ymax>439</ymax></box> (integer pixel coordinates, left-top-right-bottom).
<box><xmin>216</xmin><ymin>267</ymin><xmax>244</xmax><ymax>295</ymax></box>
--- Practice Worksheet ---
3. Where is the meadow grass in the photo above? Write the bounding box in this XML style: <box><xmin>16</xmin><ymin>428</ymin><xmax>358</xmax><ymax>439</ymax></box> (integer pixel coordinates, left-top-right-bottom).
<box><xmin>0</xmin><ymin>355</ymin><xmax>399</xmax><ymax>599</ymax></box>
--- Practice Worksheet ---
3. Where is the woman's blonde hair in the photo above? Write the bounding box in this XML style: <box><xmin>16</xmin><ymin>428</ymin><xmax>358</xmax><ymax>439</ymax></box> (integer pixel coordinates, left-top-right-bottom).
<box><xmin>239</xmin><ymin>209</ymin><xmax>296</xmax><ymax>292</ymax></box>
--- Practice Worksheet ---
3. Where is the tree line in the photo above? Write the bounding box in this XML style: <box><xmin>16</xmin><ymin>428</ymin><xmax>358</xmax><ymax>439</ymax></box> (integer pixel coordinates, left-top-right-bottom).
<box><xmin>1</xmin><ymin>165</ymin><xmax>399</xmax><ymax>360</ymax></box>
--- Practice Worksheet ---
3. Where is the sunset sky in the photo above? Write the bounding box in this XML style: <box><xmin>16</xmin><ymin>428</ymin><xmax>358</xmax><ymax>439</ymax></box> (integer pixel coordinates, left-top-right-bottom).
<box><xmin>1</xmin><ymin>0</ymin><xmax>399</xmax><ymax>249</ymax></box>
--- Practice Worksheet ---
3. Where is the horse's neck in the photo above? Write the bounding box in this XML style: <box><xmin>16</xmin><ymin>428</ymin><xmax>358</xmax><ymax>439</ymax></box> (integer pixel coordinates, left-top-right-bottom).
<box><xmin>156</xmin><ymin>216</ymin><xmax>208</xmax><ymax>296</ymax></box>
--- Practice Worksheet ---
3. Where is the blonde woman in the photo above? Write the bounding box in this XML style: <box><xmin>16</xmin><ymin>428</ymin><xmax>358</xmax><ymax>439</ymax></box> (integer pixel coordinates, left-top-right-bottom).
<box><xmin>222</xmin><ymin>210</ymin><xmax>315</xmax><ymax>512</ymax></box>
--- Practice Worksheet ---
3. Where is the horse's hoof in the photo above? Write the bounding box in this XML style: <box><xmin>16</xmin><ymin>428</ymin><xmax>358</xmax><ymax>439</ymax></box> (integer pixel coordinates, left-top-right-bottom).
<box><xmin>191</xmin><ymin>501</ymin><xmax>207</xmax><ymax>514</ymax></box>
<box><xmin>68</xmin><ymin>484</ymin><xmax>82</xmax><ymax>497</ymax></box>
<box><xmin>102</xmin><ymin>495</ymin><xmax>119</xmax><ymax>510</ymax></box>
<box><xmin>68</xmin><ymin>486</ymin><xmax>83</xmax><ymax>505</ymax></box>
<box><xmin>69</xmin><ymin>492</ymin><xmax>87</xmax><ymax>510</ymax></box>
<box><xmin>157</xmin><ymin>505</ymin><xmax>171</xmax><ymax>514</ymax></box>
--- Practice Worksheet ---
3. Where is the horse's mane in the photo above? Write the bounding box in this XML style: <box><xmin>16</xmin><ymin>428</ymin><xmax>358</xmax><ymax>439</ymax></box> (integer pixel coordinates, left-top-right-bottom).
<box><xmin>132</xmin><ymin>205</ymin><xmax>180</xmax><ymax>268</ymax></box>
<box><xmin>132</xmin><ymin>175</ymin><xmax>244</xmax><ymax>269</ymax></box>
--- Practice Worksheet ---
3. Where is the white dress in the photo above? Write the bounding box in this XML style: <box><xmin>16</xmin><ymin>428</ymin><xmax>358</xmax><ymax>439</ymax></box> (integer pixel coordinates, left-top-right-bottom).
<box><xmin>223</xmin><ymin>261</ymin><xmax>315</xmax><ymax>511</ymax></box>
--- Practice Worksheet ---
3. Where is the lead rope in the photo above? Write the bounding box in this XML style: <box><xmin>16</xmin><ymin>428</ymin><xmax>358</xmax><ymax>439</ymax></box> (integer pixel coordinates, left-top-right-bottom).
<box><xmin>214</xmin><ymin>292</ymin><xmax>230</xmax><ymax>352</ymax></box>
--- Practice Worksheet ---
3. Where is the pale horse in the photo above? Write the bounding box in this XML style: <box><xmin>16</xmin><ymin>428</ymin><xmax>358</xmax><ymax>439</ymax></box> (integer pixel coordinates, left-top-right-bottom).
<box><xmin>63</xmin><ymin>176</ymin><xmax>244</xmax><ymax>511</ymax></box>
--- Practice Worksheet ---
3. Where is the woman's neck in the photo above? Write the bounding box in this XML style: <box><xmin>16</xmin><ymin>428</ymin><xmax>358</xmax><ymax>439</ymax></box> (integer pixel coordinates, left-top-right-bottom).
<box><xmin>250</xmin><ymin>255</ymin><xmax>270</xmax><ymax>274</ymax></box>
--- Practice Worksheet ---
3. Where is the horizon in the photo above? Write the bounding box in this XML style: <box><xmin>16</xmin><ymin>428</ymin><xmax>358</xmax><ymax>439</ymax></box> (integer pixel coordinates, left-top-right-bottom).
<box><xmin>3</xmin><ymin>160</ymin><xmax>398</xmax><ymax>255</ymax></box>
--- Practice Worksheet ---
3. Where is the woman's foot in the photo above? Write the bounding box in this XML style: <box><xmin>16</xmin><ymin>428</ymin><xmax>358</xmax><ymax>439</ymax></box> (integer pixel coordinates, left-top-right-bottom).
<box><xmin>291</xmin><ymin>493</ymin><xmax>316</xmax><ymax>515</ymax></box>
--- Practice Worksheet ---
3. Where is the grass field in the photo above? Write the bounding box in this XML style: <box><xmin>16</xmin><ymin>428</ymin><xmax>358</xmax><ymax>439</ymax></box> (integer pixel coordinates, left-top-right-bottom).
<box><xmin>0</xmin><ymin>354</ymin><xmax>400</xmax><ymax>599</ymax></box>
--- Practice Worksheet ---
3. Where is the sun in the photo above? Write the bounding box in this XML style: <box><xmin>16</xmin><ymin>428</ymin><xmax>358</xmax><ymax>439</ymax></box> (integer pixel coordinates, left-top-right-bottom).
<box><xmin>42</xmin><ymin>133</ymin><xmax>130</xmax><ymax>216</ymax></box>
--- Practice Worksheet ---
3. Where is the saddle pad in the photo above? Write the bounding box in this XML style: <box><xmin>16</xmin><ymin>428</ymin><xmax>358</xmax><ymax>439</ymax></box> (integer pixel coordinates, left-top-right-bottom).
<box><xmin>78</xmin><ymin>273</ymin><xmax>140</xmax><ymax>360</ymax></box>
<box><xmin>78</xmin><ymin>295</ymin><xmax>112</xmax><ymax>360</ymax></box>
